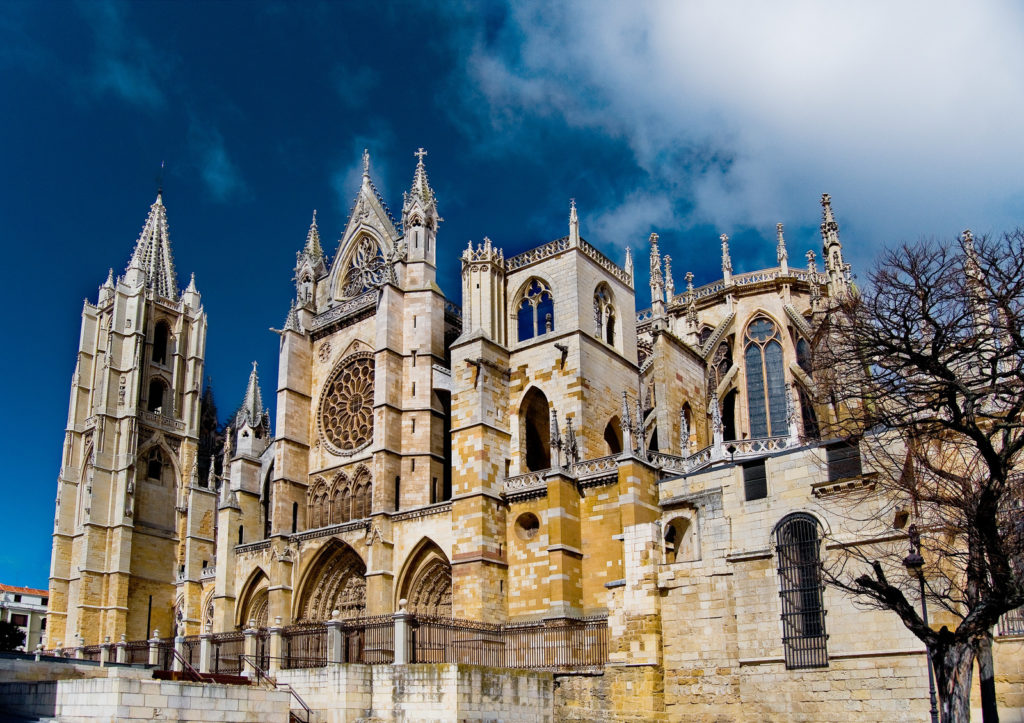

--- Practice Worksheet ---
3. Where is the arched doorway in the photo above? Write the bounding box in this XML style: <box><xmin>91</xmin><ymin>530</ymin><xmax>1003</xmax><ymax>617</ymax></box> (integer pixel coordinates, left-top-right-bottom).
<box><xmin>520</xmin><ymin>387</ymin><xmax>550</xmax><ymax>471</ymax></box>
<box><xmin>604</xmin><ymin>416</ymin><xmax>622</xmax><ymax>455</ymax></box>
<box><xmin>295</xmin><ymin>540</ymin><xmax>367</xmax><ymax>621</ymax></box>
<box><xmin>398</xmin><ymin>540</ymin><xmax>452</xmax><ymax>617</ymax></box>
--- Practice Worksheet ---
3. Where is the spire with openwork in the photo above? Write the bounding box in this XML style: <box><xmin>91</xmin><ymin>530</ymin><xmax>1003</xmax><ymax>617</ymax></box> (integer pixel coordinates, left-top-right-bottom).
<box><xmin>235</xmin><ymin>361</ymin><xmax>269</xmax><ymax>433</ymax></box>
<box><xmin>402</xmin><ymin>147</ymin><xmax>439</xmax><ymax>231</ymax></box>
<box><xmin>125</xmin><ymin>192</ymin><xmax>178</xmax><ymax>299</ymax></box>
<box><xmin>294</xmin><ymin>210</ymin><xmax>327</xmax><ymax>308</ymax></box>
<box><xmin>820</xmin><ymin>193</ymin><xmax>850</xmax><ymax>295</ymax></box>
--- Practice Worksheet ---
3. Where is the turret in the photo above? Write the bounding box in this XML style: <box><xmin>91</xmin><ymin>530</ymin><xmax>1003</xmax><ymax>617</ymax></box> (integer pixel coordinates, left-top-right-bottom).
<box><xmin>460</xmin><ymin>237</ymin><xmax>506</xmax><ymax>345</ymax></box>
<box><xmin>820</xmin><ymin>193</ymin><xmax>850</xmax><ymax>296</ymax></box>
<box><xmin>402</xmin><ymin>148</ymin><xmax>440</xmax><ymax>281</ymax></box>
<box><xmin>294</xmin><ymin>211</ymin><xmax>327</xmax><ymax>312</ymax></box>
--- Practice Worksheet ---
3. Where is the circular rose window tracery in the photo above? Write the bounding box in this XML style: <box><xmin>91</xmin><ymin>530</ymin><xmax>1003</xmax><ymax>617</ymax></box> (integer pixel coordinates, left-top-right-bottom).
<box><xmin>319</xmin><ymin>353</ymin><xmax>375</xmax><ymax>454</ymax></box>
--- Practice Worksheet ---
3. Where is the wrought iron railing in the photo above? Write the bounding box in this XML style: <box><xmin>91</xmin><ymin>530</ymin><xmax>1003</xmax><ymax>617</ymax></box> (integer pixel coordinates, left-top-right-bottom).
<box><xmin>998</xmin><ymin>607</ymin><xmax>1024</xmax><ymax>637</ymax></box>
<box><xmin>339</xmin><ymin>615</ymin><xmax>395</xmax><ymax>664</ymax></box>
<box><xmin>80</xmin><ymin>644</ymin><xmax>102</xmax><ymax>662</ymax></box>
<box><xmin>181</xmin><ymin>635</ymin><xmax>201</xmax><ymax>668</ymax></box>
<box><xmin>125</xmin><ymin>640</ymin><xmax>150</xmax><ymax>665</ymax></box>
<box><xmin>282</xmin><ymin>623</ymin><xmax>327</xmax><ymax>669</ymax></box>
<box><xmin>407</xmin><ymin>616</ymin><xmax>504</xmax><ymax>666</ymax></box>
<box><xmin>211</xmin><ymin>631</ymin><xmax>245</xmax><ymax>675</ymax></box>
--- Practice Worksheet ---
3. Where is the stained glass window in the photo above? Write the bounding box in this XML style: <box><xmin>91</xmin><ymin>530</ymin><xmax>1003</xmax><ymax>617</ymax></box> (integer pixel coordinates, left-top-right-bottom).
<box><xmin>745</xmin><ymin>317</ymin><xmax>787</xmax><ymax>437</ymax></box>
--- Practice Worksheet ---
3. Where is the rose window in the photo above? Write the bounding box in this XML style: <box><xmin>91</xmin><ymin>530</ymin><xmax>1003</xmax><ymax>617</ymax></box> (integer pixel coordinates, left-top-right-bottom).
<box><xmin>319</xmin><ymin>353</ymin><xmax>375</xmax><ymax>454</ymax></box>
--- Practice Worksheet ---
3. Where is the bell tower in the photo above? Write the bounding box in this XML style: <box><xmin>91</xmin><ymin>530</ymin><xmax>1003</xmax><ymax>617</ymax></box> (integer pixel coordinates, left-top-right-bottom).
<box><xmin>48</xmin><ymin>191</ymin><xmax>207</xmax><ymax>645</ymax></box>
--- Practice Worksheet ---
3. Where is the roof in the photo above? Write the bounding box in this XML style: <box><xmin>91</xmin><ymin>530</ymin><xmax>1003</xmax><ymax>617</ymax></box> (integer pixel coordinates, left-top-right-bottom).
<box><xmin>0</xmin><ymin>583</ymin><xmax>48</xmax><ymax>596</ymax></box>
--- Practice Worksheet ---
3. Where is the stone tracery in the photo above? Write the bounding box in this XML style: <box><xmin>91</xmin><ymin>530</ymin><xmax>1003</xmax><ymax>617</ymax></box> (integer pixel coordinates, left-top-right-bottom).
<box><xmin>298</xmin><ymin>542</ymin><xmax>367</xmax><ymax>621</ymax></box>
<box><xmin>319</xmin><ymin>353</ymin><xmax>375</xmax><ymax>455</ymax></box>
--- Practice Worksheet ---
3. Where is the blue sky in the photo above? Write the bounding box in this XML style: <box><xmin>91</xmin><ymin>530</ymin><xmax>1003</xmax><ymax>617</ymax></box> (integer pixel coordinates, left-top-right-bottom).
<box><xmin>2</xmin><ymin>0</ymin><xmax>1023</xmax><ymax>589</ymax></box>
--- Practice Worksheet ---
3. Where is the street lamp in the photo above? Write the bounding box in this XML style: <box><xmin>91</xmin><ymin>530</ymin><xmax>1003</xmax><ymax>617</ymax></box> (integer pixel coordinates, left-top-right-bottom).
<box><xmin>904</xmin><ymin>524</ymin><xmax>939</xmax><ymax>723</ymax></box>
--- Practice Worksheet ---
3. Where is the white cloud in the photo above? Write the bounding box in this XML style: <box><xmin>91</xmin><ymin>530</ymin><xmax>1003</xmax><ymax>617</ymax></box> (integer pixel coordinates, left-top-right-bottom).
<box><xmin>190</xmin><ymin>124</ymin><xmax>246</xmax><ymax>202</ymax></box>
<box><xmin>456</xmin><ymin>0</ymin><xmax>1024</xmax><ymax>268</ymax></box>
<box><xmin>80</xmin><ymin>0</ymin><xmax>168</xmax><ymax>109</ymax></box>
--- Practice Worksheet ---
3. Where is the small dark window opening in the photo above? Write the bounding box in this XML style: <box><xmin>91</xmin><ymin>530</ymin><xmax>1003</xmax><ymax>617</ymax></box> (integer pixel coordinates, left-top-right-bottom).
<box><xmin>722</xmin><ymin>389</ymin><xmax>738</xmax><ymax>442</ymax></box>
<box><xmin>521</xmin><ymin>387</ymin><xmax>551</xmax><ymax>471</ymax></box>
<box><xmin>147</xmin><ymin>449</ymin><xmax>163</xmax><ymax>480</ymax></box>
<box><xmin>776</xmin><ymin>513</ymin><xmax>829</xmax><ymax>669</ymax></box>
<box><xmin>826</xmin><ymin>441</ymin><xmax>862</xmax><ymax>481</ymax></box>
<box><xmin>798</xmin><ymin>387</ymin><xmax>820</xmax><ymax>439</ymax></box>
<box><xmin>147</xmin><ymin>379</ymin><xmax>167</xmax><ymax>414</ymax></box>
<box><xmin>394</xmin><ymin>476</ymin><xmax>401</xmax><ymax>511</ymax></box>
<box><xmin>743</xmin><ymin>460</ymin><xmax>767</xmax><ymax>501</ymax></box>
<box><xmin>238</xmin><ymin>525</ymin><xmax>244</xmax><ymax>545</ymax></box>
<box><xmin>604</xmin><ymin>417</ymin><xmax>623</xmax><ymax>455</ymax></box>
<box><xmin>152</xmin><ymin>322</ymin><xmax>170</xmax><ymax>365</ymax></box>
<box><xmin>291</xmin><ymin>502</ymin><xmax>298</xmax><ymax>534</ymax></box>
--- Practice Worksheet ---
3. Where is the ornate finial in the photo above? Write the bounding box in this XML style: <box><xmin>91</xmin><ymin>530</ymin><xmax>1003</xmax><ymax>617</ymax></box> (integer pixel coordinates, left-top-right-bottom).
<box><xmin>624</xmin><ymin>247</ymin><xmax>633</xmax><ymax>275</ymax></box>
<box><xmin>806</xmin><ymin>249</ymin><xmax>817</xmax><ymax>274</ymax></box>
<box><xmin>664</xmin><ymin>255</ymin><xmax>675</xmax><ymax>299</ymax></box>
<box><xmin>186</xmin><ymin>272</ymin><xmax>197</xmax><ymax>293</ymax></box>
<box><xmin>710</xmin><ymin>391</ymin><xmax>723</xmax><ymax>438</ymax></box>
<box><xmin>685</xmin><ymin>271</ymin><xmax>694</xmax><ymax>293</ymax></box>
<box><xmin>303</xmin><ymin>209</ymin><xmax>323</xmax><ymax>259</ymax></box>
<box><xmin>362</xmin><ymin>149</ymin><xmax>370</xmax><ymax>177</ymax></box>
<box><xmin>649</xmin><ymin>233</ymin><xmax>663</xmax><ymax>287</ymax></box>
<box><xmin>565</xmin><ymin>416</ymin><xmax>579</xmax><ymax>464</ymax></box>
<box><xmin>104</xmin><ymin>268</ymin><xmax>115</xmax><ymax>287</ymax></box>
<box><xmin>721</xmin><ymin>234</ymin><xmax>732</xmax><ymax>275</ymax></box>
<box><xmin>776</xmin><ymin>223</ymin><xmax>788</xmax><ymax>265</ymax></box>
<box><xmin>414</xmin><ymin>147</ymin><xmax>427</xmax><ymax>165</ymax></box>
<box><xmin>679</xmin><ymin>406</ymin><xmax>690</xmax><ymax>454</ymax></box>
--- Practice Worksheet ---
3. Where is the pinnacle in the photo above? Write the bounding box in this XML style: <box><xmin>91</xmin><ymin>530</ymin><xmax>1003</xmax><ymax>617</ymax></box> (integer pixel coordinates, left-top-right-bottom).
<box><xmin>304</xmin><ymin>210</ymin><xmax>323</xmax><ymax>259</ymax></box>
<box><xmin>236</xmin><ymin>361</ymin><xmax>265</xmax><ymax>430</ymax></box>
<box><xmin>126</xmin><ymin>193</ymin><xmax>178</xmax><ymax>299</ymax></box>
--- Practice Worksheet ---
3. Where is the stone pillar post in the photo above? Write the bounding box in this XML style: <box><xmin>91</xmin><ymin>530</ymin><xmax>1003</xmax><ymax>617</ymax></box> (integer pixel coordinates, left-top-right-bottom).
<box><xmin>148</xmin><ymin>631</ymin><xmax>161</xmax><ymax>667</ymax></box>
<box><xmin>199</xmin><ymin>629</ymin><xmax>213</xmax><ymax>674</ymax></box>
<box><xmin>100</xmin><ymin>637</ymin><xmax>112</xmax><ymax>666</ymax></box>
<box><xmin>242</xmin><ymin>620</ymin><xmax>258</xmax><ymax>678</ymax></box>
<box><xmin>326</xmin><ymin>610</ymin><xmax>343</xmax><ymax>664</ymax></box>
<box><xmin>268</xmin><ymin>617</ymin><xmax>283</xmax><ymax>675</ymax></box>
<box><xmin>115</xmin><ymin>634</ymin><xmax>127</xmax><ymax>664</ymax></box>
<box><xmin>173</xmin><ymin>634</ymin><xmax>185</xmax><ymax>672</ymax></box>
<box><xmin>393</xmin><ymin>600</ymin><xmax>410</xmax><ymax>665</ymax></box>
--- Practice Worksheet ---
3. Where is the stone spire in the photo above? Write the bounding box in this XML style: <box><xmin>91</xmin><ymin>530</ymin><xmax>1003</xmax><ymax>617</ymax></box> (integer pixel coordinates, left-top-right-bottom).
<box><xmin>663</xmin><ymin>255</ymin><xmax>675</xmax><ymax>301</ymax></box>
<box><xmin>304</xmin><ymin>210</ymin><xmax>323</xmax><ymax>260</ymax></box>
<box><xmin>402</xmin><ymin>147</ymin><xmax>439</xmax><ymax>230</ymax></box>
<box><xmin>960</xmin><ymin>229</ymin><xmax>990</xmax><ymax>336</ymax></box>
<box><xmin>98</xmin><ymin>268</ymin><xmax>115</xmax><ymax>305</ymax></box>
<box><xmin>649</xmin><ymin>233</ymin><xmax>664</xmax><ymax>314</ymax></box>
<box><xmin>720</xmin><ymin>234</ymin><xmax>732</xmax><ymax>283</ymax></box>
<box><xmin>776</xmin><ymin>223</ymin><xmax>789</xmax><ymax>275</ymax></box>
<box><xmin>125</xmin><ymin>192</ymin><xmax>178</xmax><ymax>299</ymax></box>
<box><xmin>569</xmin><ymin>199</ymin><xmax>580</xmax><ymax>247</ymax></box>
<box><xmin>236</xmin><ymin>362</ymin><xmax>265</xmax><ymax>430</ymax></box>
<box><xmin>624</xmin><ymin>247</ymin><xmax>634</xmax><ymax>287</ymax></box>
<box><xmin>820</xmin><ymin>193</ymin><xmax>850</xmax><ymax>296</ymax></box>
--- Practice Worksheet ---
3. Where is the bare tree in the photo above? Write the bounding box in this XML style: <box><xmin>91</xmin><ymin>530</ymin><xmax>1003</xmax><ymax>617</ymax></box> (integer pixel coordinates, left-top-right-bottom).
<box><xmin>814</xmin><ymin>231</ymin><xmax>1024</xmax><ymax>722</ymax></box>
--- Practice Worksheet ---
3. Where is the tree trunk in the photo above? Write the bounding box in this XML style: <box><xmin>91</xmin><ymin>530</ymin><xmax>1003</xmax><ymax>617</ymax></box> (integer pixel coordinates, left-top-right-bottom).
<box><xmin>974</xmin><ymin>633</ymin><xmax>999</xmax><ymax>723</ymax></box>
<box><xmin>932</xmin><ymin>641</ymin><xmax>976</xmax><ymax>723</ymax></box>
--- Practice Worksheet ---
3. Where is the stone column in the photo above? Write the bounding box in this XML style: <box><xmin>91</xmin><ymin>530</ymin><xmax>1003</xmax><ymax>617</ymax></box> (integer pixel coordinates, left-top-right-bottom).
<box><xmin>148</xmin><ymin>631</ymin><xmax>161</xmax><ymax>667</ymax></box>
<box><xmin>268</xmin><ymin>617</ymin><xmax>283</xmax><ymax>675</ymax></box>
<box><xmin>242</xmin><ymin>620</ymin><xmax>258</xmax><ymax>678</ymax></box>
<box><xmin>115</xmin><ymin>634</ymin><xmax>127</xmax><ymax>664</ymax></box>
<box><xmin>199</xmin><ymin>629</ymin><xmax>213</xmax><ymax>674</ymax></box>
<box><xmin>393</xmin><ymin>601</ymin><xmax>410</xmax><ymax>665</ymax></box>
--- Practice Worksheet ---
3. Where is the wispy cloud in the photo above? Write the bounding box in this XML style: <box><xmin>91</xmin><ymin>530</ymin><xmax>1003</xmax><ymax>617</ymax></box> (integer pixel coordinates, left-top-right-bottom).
<box><xmin>448</xmin><ymin>1</ymin><xmax>1024</xmax><ymax>271</ymax></box>
<box><xmin>330</xmin><ymin>128</ymin><xmax>399</xmax><ymax>218</ymax></box>
<box><xmin>332</xmin><ymin>64</ymin><xmax>380</xmax><ymax>109</ymax></box>
<box><xmin>79</xmin><ymin>0</ymin><xmax>170</xmax><ymax>109</ymax></box>
<box><xmin>190</xmin><ymin>124</ymin><xmax>246</xmax><ymax>202</ymax></box>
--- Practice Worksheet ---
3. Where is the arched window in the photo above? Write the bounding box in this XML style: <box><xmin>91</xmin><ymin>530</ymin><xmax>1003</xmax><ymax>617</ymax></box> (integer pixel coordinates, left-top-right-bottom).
<box><xmin>147</xmin><ymin>378</ymin><xmax>167</xmax><ymax>414</ymax></box>
<box><xmin>516</xmin><ymin>279</ymin><xmax>554</xmax><ymax>342</ymax></box>
<box><xmin>351</xmin><ymin>469</ymin><xmax>372</xmax><ymax>520</ymax></box>
<box><xmin>744</xmin><ymin>317</ymin><xmax>787</xmax><ymax>437</ymax></box>
<box><xmin>520</xmin><ymin>387</ymin><xmax>550</xmax><ymax>471</ymax></box>
<box><xmin>331</xmin><ymin>479</ymin><xmax>351</xmax><ymax>525</ymax></box>
<box><xmin>594</xmin><ymin>283</ymin><xmax>616</xmax><ymax>345</ymax></box>
<box><xmin>664</xmin><ymin>515</ymin><xmax>697</xmax><ymax>563</ymax></box>
<box><xmin>775</xmin><ymin>513</ymin><xmax>828</xmax><ymax>669</ymax></box>
<box><xmin>604</xmin><ymin>416</ymin><xmax>622</xmax><ymax>455</ymax></box>
<box><xmin>152</xmin><ymin>321</ymin><xmax>170</xmax><ymax>365</ymax></box>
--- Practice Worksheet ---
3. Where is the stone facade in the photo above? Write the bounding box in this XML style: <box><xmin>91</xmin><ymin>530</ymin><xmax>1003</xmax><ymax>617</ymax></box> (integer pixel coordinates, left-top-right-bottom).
<box><xmin>47</xmin><ymin>151</ymin><xmax>1024</xmax><ymax>720</ymax></box>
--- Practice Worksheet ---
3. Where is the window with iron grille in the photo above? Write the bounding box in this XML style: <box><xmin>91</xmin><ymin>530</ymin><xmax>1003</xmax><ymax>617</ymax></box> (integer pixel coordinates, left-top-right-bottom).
<box><xmin>775</xmin><ymin>513</ymin><xmax>829</xmax><ymax>669</ymax></box>
<box><xmin>826</xmin><ymin>441</ymin><xmax>862</xmax><ymax>481</ymax></box>
<box><xmin>743</xmin><ymin>460</ymin><xmax>767</xmax><ymax>501</ymax></box>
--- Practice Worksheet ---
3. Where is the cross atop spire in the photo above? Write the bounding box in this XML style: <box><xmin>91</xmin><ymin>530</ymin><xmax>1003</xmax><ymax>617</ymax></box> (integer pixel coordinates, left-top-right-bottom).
<box><xmin>126</xmin><ymin>192</ymin><xmax>178</xmax><ymax>300</ymax></box>
<box><xmin>402</xmin><ymin>147</ymin><xmax>438</xmax><ymax>230</ymax></box>
<box><xmin>414</xmin><ymin>147</ymin><xmax>428</xmax><ymax>164</ymax></box>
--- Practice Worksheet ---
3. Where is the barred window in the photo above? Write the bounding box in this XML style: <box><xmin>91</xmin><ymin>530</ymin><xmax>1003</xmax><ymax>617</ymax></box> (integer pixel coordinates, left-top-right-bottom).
<box><xmin>743</xmin><ymin>460</ymin><xmax>767</xmax><ymax>501</ymax></box>
<box><xmin>826</xmin><ymin>441</ymin><xmax>862</xmax><ymax>481</ymax></box>
<box><xmin>775</xmin><ymin>513</ymin><xmax>828</xmax><ymax>669</ymax></box>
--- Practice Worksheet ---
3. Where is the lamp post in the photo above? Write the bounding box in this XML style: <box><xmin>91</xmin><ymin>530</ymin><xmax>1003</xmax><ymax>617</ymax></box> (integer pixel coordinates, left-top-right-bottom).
<box><xmin>904</xmin><ymin>524</ymin><xmax>939</xmax><ymax>723</ymax></box>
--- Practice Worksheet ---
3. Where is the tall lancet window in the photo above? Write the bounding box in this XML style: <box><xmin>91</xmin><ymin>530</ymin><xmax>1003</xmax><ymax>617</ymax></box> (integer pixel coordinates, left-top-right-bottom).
<box><xmin>516</xmin><ymin>279</ymin><xmax>554</xmax><ymax>342</ymax></box>
<box><xmin>594</xmin><ymin>283</ymin><xmax>616</xmax><ymax>345</ymax></box>
<box><xmin>744</xmin><ymin>317</ymin><xmax>787</xmax><ymax>437</ymax></box>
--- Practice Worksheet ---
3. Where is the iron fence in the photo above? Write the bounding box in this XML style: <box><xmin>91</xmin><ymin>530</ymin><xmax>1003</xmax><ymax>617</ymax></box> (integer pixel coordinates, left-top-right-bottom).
<box><xmin>80</xmin><ymin>645</ymin><xmax>102</xmax><ymax>662</ymax></box>
<box><xmin>502</xmin><ymin>616</ymin><xmax>608</xmax><ymax>669</ymax></box>
<box><xmin>282</xmin><ymin>623</ymin><xmax>326</xmax><ymax>669</ymax></box>
<box><xmin>210</xmin><ymin>631</ymin><xmax>245</xmax><ymax>675</ymax></box>
<box><xmin>124</xmin><ymin>640</ymin><xmax>150</xmax><ymax>665</ymax></box>
<box><xmin>408</xmin><ymin>616</ymin><xmax>503</xmax><ymax>666</ymax></box>
<box><xmin>181</xmin><ymin>635</ymin><xmax>201</xmax><ymax>668</ymax></box>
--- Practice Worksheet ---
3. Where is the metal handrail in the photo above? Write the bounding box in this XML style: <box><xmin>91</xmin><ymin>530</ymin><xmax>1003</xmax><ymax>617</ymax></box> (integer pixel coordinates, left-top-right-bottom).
<box><xmin>239</xmin><ymin>654</ymin><xmax>312</xmax><ymax>723</ymax></box>
<box><xmin>168</xmin><ymin>647</ymin><xmax>203</xmax><ymax>682</ymax></box>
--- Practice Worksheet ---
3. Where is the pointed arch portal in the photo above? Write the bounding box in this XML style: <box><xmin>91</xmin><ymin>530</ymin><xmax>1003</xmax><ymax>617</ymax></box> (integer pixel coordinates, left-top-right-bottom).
<box><xmin>296</xmin><ymin>540</ymin><xmax>367</xmax><ymax>621</ymax></box>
